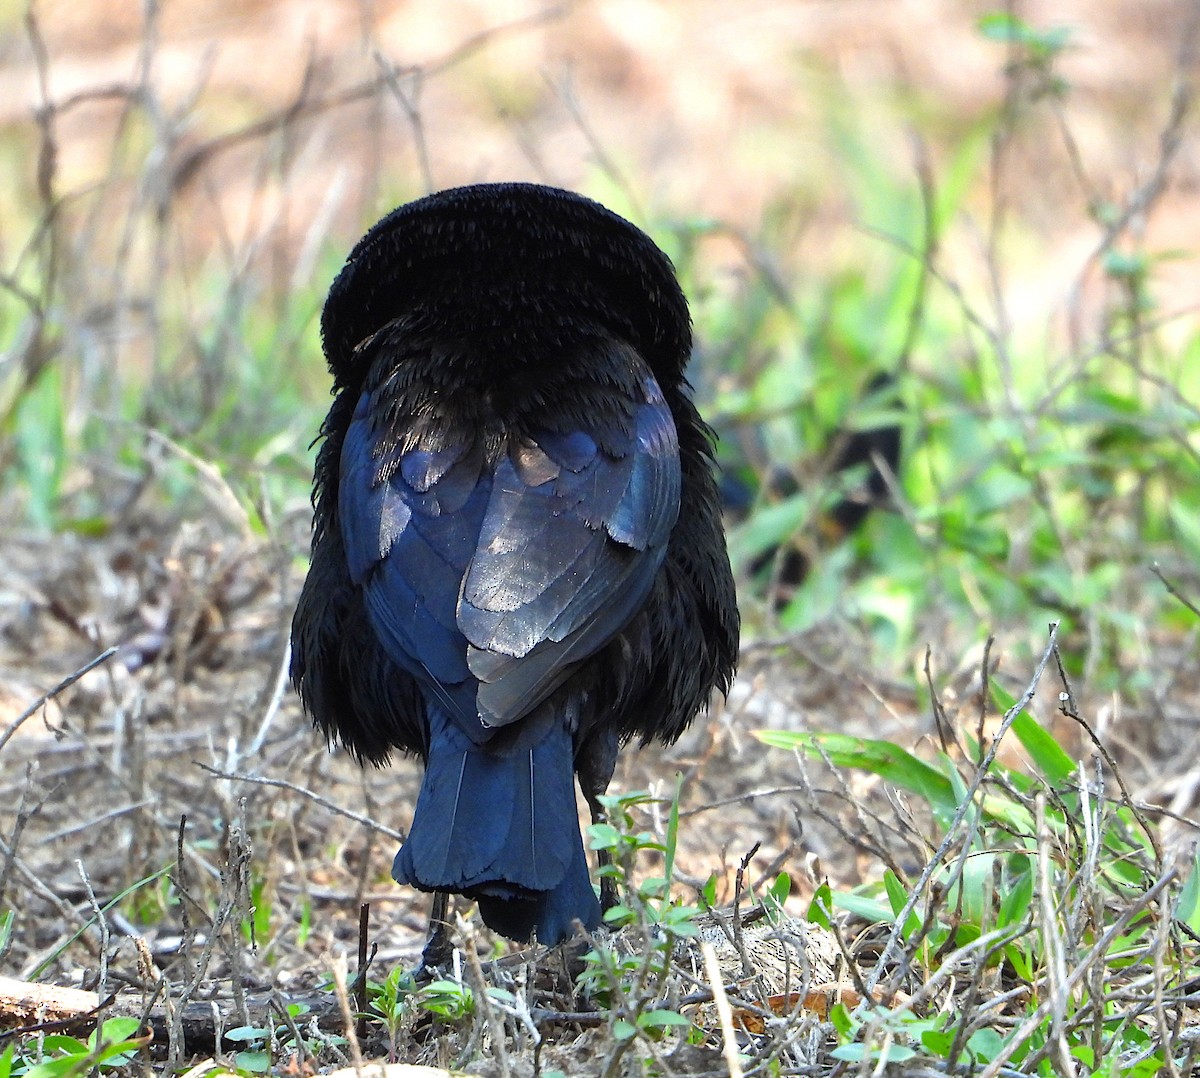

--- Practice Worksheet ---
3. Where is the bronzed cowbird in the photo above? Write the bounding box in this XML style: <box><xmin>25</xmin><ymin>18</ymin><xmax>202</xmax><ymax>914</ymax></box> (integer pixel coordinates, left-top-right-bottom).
<box><xmin>291</xmin><ymin>183</ymin><xmax>739</xmax><ymax>951</ymax></box>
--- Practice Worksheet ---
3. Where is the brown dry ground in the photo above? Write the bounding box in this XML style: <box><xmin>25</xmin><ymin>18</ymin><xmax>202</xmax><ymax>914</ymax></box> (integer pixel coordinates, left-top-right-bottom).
<box><xmin>3</xmin><ymin>492</ymin><xmax>1199</xmax><ymax>1072</ymax></box>
<box><xmin>2</xmin><ymin>0</ymin><xmax>1200</xmax><ymax>1073</ymax></box>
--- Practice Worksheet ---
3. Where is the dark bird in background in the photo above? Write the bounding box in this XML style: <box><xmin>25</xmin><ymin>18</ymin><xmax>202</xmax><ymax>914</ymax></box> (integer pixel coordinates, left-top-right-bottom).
<box><xmin>722</xmin><ymin>371</ymin><xmax>903</xmax><ymax>598</ymax></box>
<box><xmin>291</xmin><ymin>183</ymin><xmax>739</xmax><ymax>956</ymax></box>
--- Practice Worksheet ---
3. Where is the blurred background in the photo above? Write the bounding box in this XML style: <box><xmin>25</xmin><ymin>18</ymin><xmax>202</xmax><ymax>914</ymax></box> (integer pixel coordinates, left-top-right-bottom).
<box><xmin>1</xmin><ymin>0</ymin><xmax>1199</xmax><ymax>991</ymax></box>
<box><xmin>3</xmin><ymin>0</ymin><xmax>1198</xmax><ymax>646</ymax></box>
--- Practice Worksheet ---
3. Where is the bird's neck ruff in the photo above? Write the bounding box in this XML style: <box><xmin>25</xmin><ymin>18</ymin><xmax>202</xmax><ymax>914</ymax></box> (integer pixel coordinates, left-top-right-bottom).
<box><xmin>320</xmin><ymin>183</ymin><xmax>691</xmax><ymax>392</ymax></box>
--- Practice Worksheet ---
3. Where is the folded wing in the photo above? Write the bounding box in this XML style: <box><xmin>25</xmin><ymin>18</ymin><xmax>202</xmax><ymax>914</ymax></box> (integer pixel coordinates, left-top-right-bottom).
<box><xmin>339</xmin><ymin>359</ymin><xmax>681</xmax><ymax>739</ymax></box>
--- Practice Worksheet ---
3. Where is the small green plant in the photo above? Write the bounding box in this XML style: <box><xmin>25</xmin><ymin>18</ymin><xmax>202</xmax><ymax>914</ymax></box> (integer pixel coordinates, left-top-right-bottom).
<box><xmin>363</xmin><ymin>963</ymin><xmax>477</xmax><ymax>1058</ymax></box>
<box><xmin>587</xmin><ymin>780</ymin><xmax>699</xmax><ymax>940</ymax></box>
<box><xmin>366</xmin><ymin>965</ymin><xmax>418</xmax><ymax>1058</ymax></box>
<box><xmin>219</xmin><ymin>1002</ymin><xmax>337</xmax><ymax>1075</ymax></box>
<box><xmin>418</xmin><ymin>979</ymin><xmax>474</xmax><ymax>1021</ymax></box>
<box><xmin>580</xmin><ymin>781</ymin><xmax>699</xmax><ymax>1069</ymax></box>
<box><xmin>759</xmin><ymin>636</ymin><xmax>1192</xmax><ymax>1075</ymax></box>
<box><xmin>221</xmin><ymin>1025</ymin><xmax>272</xmax><ymax>1075</ymax></box>
<box><xmin>239</xmin><ymin>870</ymin><xmax>273</xmax><ymax>952</ymax></box>
<box><xmin>28</xmin><ymin>867</ymin><xmax>172</xmax><ymax>980</ymax></box>
<box><xmin>10</xmin><ymin>1017</ymin><xmax>148</xmax><ymax>1078</ymax></box>
<box><xmin>121</xmin><ymin>871</ymin><xmax>178</xmax><ymax>928</ymax></box>
<box><xmin>830</xmin><ymin>1003</ymin><xmax>944</xmax><ymax>1068</ymax></box>
<box><xmin>978</xmin><ymin>10</ymin><xmax>1073</xmax><ymax>92</ymax></box>
<box><xmin>760</xmin><ymin>871</ymin><xmax>791</xmax><ymax>924</ymax></box>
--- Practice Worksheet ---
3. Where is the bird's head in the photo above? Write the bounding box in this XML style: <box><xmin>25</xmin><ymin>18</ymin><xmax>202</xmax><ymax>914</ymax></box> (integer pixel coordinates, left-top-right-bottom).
<box><xmin>320</xmin><ymin>183</ymin><xmax>692</xmax><ymax>391</ymax></box>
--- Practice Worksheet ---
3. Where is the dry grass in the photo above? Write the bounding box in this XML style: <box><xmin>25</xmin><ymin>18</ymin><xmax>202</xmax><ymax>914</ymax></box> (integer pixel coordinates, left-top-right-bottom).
<box><xmin>1</xmin><ymin>520</ymin><xmax>1198</xmax><ymax>1073</ymax></box>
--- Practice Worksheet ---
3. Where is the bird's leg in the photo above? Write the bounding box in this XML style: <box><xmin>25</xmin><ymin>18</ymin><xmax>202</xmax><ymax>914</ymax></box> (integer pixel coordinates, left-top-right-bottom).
<box><xmin>597</xmin><ymin>850</ymin><xmax>618</xmax><ymax>913</ymax></box>
<box><xmin>420</xmin><ymin>891</ymin><xmax>453</xmax><ymax>972</ymax></box>
<box><xmin>586</xmin><ymin>791</ymin><xmax>618</xmax><ymax>914</ymax></box>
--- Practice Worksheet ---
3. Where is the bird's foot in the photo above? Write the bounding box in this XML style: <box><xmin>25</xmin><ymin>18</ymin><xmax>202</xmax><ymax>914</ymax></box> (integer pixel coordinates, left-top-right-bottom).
<box><xmin>416</xmin><ymin>930</ymin><xmax>454</xmax><ymax>981</ymax></box>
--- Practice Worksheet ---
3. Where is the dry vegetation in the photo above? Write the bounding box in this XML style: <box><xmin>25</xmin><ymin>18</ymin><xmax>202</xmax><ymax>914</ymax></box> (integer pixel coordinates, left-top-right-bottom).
<box><xmin>2</xmin><ymin>1</ymin><xmax>1200</xmax><ymax>1075</ymax></box>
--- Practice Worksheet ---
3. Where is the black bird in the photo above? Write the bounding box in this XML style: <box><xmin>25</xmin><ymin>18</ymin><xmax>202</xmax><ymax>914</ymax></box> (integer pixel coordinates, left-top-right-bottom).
<box><xmin>291</xmin><ymin>183</ymin><xmax>739</xmax><ymax>952</ymax></box>
<box><xmin>723</xmin><ymin>370</ymin><xmax>903</xmax><ymax>595</ymax></box>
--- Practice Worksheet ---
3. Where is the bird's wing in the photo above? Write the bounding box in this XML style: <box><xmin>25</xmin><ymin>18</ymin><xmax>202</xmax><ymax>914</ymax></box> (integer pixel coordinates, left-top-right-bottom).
<box><xmin>338</xmin><ymin>367</ymin><xmax>681</xmax><ymax>738</ymax></box>
<box><xmin>461</xmin><ymin>373</ymin><xmax>680</xmax><ymax>727</ymax></box>
<box><xmin>338</xmin><ymin>390</ymin><xmax>492</xmax><ymax>731</ymax></box>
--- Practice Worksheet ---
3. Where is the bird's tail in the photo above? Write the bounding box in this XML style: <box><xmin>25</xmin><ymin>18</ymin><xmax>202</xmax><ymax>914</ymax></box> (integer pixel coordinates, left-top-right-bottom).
<box><xmin>392</xmin><ymin>705</ymin><xmax>601</xmax><ymax>945</ymax></box>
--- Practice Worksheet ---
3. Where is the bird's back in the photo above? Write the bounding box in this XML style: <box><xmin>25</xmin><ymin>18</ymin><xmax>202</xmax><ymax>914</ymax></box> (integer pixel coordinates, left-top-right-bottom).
<box><xmin>291</xmin><ymin>183</ymin><xmax>739</xmax><ymax>945</ymax></box>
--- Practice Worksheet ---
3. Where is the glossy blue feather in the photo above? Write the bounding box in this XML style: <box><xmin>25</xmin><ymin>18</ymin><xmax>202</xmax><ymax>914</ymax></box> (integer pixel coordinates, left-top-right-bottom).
<box><xmin>334</xmin><ymin>369</ymin><xmax>680</xmax><ymax>941</ymax></box>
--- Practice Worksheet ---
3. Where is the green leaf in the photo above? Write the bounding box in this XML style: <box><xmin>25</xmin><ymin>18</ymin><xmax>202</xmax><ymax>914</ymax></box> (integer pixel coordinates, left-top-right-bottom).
<box><xmin>233</xmin><ymin>1049</ymin><xmax>271</xmax><ymax>1073</ymax></box>
<box><xmin>600</xmin><ymin>789</ymin><xmax>654</xmax><ymax>810</ymax></box>
<box><xmin>990</xmin><ymin>681</ymin><xmax>1018</xmax><ymax>715</ymax></box>
<box><xmin>765</xmin><ymin>732</ymin><xmax>1029</xmax><ymax>831</ymax></box>
<box><xmin>979</xmin><ymin>792</ymin><xmax>1036</xmax><ymax>832</ymax></box>
<box><xmin>420</xmin><ymin>979</ymin><xmax>474</xmax><ymax>1018</ymax></box>
<box><xmin>29</xmin><ymin>865</ymin><xmax>173</xmax><ymax>980</ymax></box>
<box><xmin>38</xmin><ymin>1036</ymin><xmax>87</xmax><ymax>1055</ymax></box>
<box><xmin>940</xmin><ymin>516</ymin><xmax>1011</xmax><ymax>560</ymax></box>
<box><xmin>883</xmin><ymin>870</ymin><xmax>921</xmax><ymax>937</ymax></box>
<box><xmin>921</xmin><ymin>1027</ymin><xmax>956</xmax><ymax>1056</ymax></box>
<box><xmin>968</xmin><ymin>1026</ymin><xmax>1005</xmax><ymax>1063</ymax></box>
<box><xmin>977</xmin><ymin>12</ymin><xmax>1071</xmax><ymax>56</ymax></box>
<box><xmin>244</xmin><ymin>874</ymin><xmax>272</xmax><ymax>947</ymax></box>
<box><xmin>882</xmin><ymin>869</ymin><xmax>906</xmax><ymax>917</ymax></box>
<box><xmin>829</xmin><ymin>1002</ymin><xmax>855</xmax><ymax>1038</ymax></box>
<box><xmin>806</xmin><ymin>881</ymin><xmax>833</xmax><ymax>928</ymax></box>
<box><xmin>1103</xmin><ymin>250</ymin><xmax>1147</xmax><ymax>279</ymax></box>
<box><xmin>88</xmin><ymin>1017</ymin><xmax>147</xmax><ymax>1066</ymax></box>
<box><xmin>12</xmin><ymin>364</ymin><xmax>67</xmax><ymax>531</ymax></box>
<box><xmin>1004</xmin><ymin>943</ymin><xmax>1033</xmax><ymax>982</ymax></box>
<box><xmin>727</xmin><ymin>492</ymin><xmax>816</xmax><ymax>566</ymax></box>
<box><xmin>1011</xmin><ymin>713</ymin><xmax>1076</xmax><ymax>784</ymax></box>
<box><xmin>638</xmin><ymin>1009</ymin><xmax>691</xmax><ymax>1029</ymax></box>
<box><xmin>944</xmin><ymin>753</ymin><xmax>969</xmax><ymax>805</ymax></box>
<box><xmin>612</xmin><ymin>1018</ymin><xmax>638</xmax><ymax>1041</ymax></box>
<box><xmin>634</xmin><ymin>832</ymin><xmax>666</xmax><ymax>852</ymax></box>
<box><xmin>1174</xmin><ymin>848</ymin><xmax>1200</xmax><ymax>934</ymax></box>
<box><xmin>61</xmin><ymin>515</ymin><xmax>111</xmax><ymax>538</ymax></box>
<box><xmin>603</xmin><ymin>904</ymin><xmax>636</xmax><ymax>927</ymax></box>
<box><xmin>755</xmin><ymin>730</ymin><xmax>957</xmax><ymax>815</ymax></box>
<box><xmin>640</xmin><ymin>876</ymin><xmax>669</xmax><ymax>899</ymax></box>
<box><xmin>663</xmin><ymin>772</ymin><xmax>683</xmax><ymax>899</ymax></box>
<box><xmin>24</xmin><ymin>1059</ymin><xmax>94</xmax><ymax>1078</ymax></box>
<box><xmin>997</xmin><ymin>857</ymin><xmax>1034</xmax><ymax>929</ymax></box>
<box><xmin>763</xmin><ymin>873</ymin><xmax>792</xmax><ymax>907</ymax></box>
<box><xmin>834</xmin><ymin>891</ymin><xmax>894</xmax><ymax>924</ymax></box>
<box><xmin>831</xmin><ymin>1042</ymin><xmax>915</xmax><ymax>1064</ymax></box>
<box><xmin>588</xmin><ymin>823</ymin><xmax>621</xmax><ymax>850</ymax></box>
